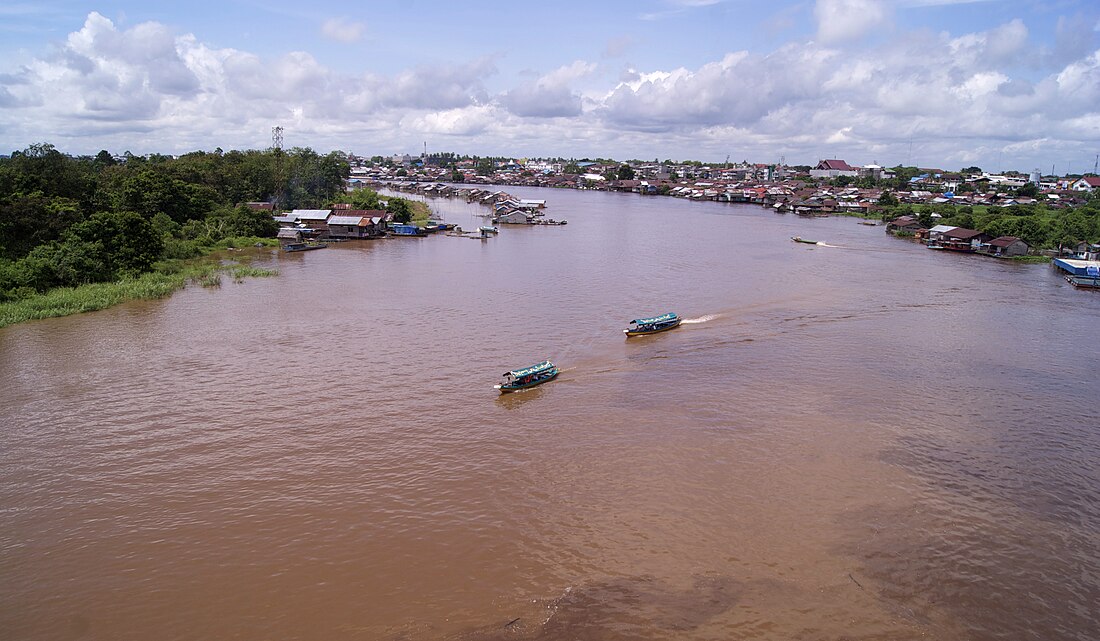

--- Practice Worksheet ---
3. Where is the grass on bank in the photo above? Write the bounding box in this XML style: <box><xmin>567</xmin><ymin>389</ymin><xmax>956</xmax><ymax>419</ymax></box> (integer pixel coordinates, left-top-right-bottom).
<box><xmin>0</xmin><ymin>237</ymin><xmax>279</xmax><ymax>328</ymax></box>
<box><xmin>409</xmin><ymin>200</ymin><xmax>432</xmax><ymax>226</ymax></box>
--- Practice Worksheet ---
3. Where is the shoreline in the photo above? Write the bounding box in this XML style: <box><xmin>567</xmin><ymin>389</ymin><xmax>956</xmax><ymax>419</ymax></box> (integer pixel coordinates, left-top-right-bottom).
<box><xmin>0</xmin><ymin>240</ymin><xmax>279</xmax><ymax>329</ymax></box>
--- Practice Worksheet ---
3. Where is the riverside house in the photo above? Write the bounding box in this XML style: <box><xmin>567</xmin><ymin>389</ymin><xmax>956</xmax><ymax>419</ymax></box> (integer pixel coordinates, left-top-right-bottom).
<box><xmin>285</xmin><ymin>209</ymin><xmax>333</xmax><ymax>234</ymax></box>
<box><xmin>982</xmin><ymin>236</ymin><xmax>1030</xmax><ymax>257</ymax></box>
<box><xmin>929</xmin><ymin>226</ymin><xmax>989</xmax><ymax>252</ymax></box>
<box><xmin>886</xmin><ymin>215</ymin><xmax>925</xmax><ymax>235</ymax></box>
<box><xmin>326</xmin><ymin>210</ymin><xmax>389</xmax><ymax>239</ymax></box>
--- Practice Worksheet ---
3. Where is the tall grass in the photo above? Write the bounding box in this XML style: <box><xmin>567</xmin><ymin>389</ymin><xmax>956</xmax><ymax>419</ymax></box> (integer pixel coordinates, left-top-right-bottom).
<box><xmin>0</xmin><ymin>250</ymin><xmax>280</xmax><ymax>328</ymax></box>
<box><xmin>0</xmin><ymin>272</ymin><xmax>186</xmax><ymax>326</ymax></box>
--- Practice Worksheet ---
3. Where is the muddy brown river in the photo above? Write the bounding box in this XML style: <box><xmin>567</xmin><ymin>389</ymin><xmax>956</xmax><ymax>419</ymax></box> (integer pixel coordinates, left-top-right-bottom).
<box><xmin>2</xmin><ymin>187</ymin><xmax>1098</xmax><ymax>640</ymax></box>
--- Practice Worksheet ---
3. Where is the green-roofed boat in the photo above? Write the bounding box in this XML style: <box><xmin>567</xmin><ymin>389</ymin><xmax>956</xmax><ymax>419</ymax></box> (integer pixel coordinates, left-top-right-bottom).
<box><xmin>494</xmin><ymin>360</ymin><xmax>559</xmax><ymax>393</ymax></box>
<box><xmin>624</xmin><ymin>312</ymin><xmax>682</xmax><ymax>336</ymax></box>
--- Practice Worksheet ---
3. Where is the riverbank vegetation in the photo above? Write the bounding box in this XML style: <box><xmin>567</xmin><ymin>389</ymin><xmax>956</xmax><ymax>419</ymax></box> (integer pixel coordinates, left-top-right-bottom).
<box><xmin>0</xmin><ymin>143</ymin><xmax>349</xmax><ymax>324</ymax></box>
<box><xmin>341</xmin><ymin>185</ymin><xmax>427</xmax><ymax>224</ymax></box>
<box><xmin>0</xmin><ymin>246</ymin><xmax>279</xmax><ymax>328</ymax></box>
<box><xmin>876</xmin><ymin>199</ymin><xmax>1100</xmax><ymax>250</ymax></box>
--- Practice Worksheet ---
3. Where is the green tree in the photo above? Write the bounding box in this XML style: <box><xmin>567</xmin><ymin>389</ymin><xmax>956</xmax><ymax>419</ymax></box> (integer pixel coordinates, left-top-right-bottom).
<box><xmin>617</xmin><ymin>165</ymin><xmax>635</xmax><ymax>180</ymax></box>
<box><xmin>217</xmin><ymin>205</ymin><xmax>278</xmax><ymax>238</ymax></box>
<box><xmin>1016</xmin><ymin>183</ymin><xmax>1039</xmax><ymax>198</ymax></box>
<box><xmin>386</xmin><ymin>197</ymin><xmax>412</xmax><ymax>224</ymax></box>
<box><xmin>116</xmin><ymin>168</ymin><xmax>217</xmax><ymax>223</ymax></box>
<box><xmin>344</xmin><ymin>188</ymin><xmax>383</xmax><ymax>210</ymax></box>
<box><xmin>0</xmin><ymin>195</ymin><xmax>84</xmax><ymax>260</ymax></box>
<box><xmin>65</xmin><ymin>210</ymin><xmax>163</xmax><ymax>278</ymax></box>
<box><xmin>94</xmin><ymin>150</ymin><xmax>117</xmax><ymax>168</ymax></box>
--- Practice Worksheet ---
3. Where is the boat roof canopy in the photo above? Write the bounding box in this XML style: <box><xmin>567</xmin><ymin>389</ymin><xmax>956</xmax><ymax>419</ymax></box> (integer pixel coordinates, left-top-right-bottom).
<box><xmin>629</xmin><ymin>312</ymin><xmax>679</xmax><ymax>325</ymax></box>
<box><xmin>505</xmin><ymin>360</ymin><xmax>555</xmax><ymax>377</ymax></box>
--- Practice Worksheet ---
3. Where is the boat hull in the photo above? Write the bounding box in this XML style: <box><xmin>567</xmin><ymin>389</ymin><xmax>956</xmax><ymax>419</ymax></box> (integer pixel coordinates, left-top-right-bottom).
<box><xmin>495</xmin><ymin>369</ymin><xmax>559</xmax><ymax>393</ymax></box>
<box><xmin>283</xmin><ymin>243</ymin><xmax>328</xmax><ymax>252</ymax></box>
<box><xmin>624</xmin><ymin>319</ymin><xmax>682</xmax><ymax>336</ymax></box>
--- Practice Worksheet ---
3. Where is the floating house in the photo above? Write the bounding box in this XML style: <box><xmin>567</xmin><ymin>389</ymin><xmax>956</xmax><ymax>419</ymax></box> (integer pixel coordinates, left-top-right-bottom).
<box><xmin>1052</xmin><ymin>257</ymin><xmax>1100</xmax><ymax>288</ymax></box>
<box><xmin>496</xmin><ymin>210</ymin><xmax>531</xmax><ymax>224</ymax></box>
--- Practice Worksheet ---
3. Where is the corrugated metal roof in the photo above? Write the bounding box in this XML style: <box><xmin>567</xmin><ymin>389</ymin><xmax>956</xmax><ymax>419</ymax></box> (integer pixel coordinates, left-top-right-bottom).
<box><xmin>327</xmin><ymin>216</ymin><xmax>366</xmax><ymax>226</ymax></box>
<box><xmin>290</xmin><ymin>209</ymin><xmax>332</xmax><ymax>220</ymax></box>
<box><xmin>944</xmin><ymin>228</ymin><xmax>982</xmax><ymax>239</ymax></box>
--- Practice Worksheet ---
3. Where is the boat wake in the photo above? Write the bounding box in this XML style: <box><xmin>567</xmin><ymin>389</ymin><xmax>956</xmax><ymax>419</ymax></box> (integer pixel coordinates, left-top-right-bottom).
<box><xmin>816</xmin><ymin>242</ymin><xmax>840</xmax><ymax>248</ymax></box>
<box><xmin>681</xmin><ymin>314</ymin><xmax>720</xmax><ymax>324</ymax></box>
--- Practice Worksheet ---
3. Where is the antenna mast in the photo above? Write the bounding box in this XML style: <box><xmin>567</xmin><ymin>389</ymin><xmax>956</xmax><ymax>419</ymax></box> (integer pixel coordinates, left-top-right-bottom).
<box><xmin>272</xmin><ymin>126</ymin><xmax>285</xmax><ymax>208</ymax></box>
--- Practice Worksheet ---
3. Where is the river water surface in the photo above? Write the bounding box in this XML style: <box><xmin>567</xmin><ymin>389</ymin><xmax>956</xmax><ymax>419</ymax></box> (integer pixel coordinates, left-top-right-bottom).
<box><xmin>2</xmin><ymin>188</ymin><xmax>1098</xmax><ymax>640</ymax></box>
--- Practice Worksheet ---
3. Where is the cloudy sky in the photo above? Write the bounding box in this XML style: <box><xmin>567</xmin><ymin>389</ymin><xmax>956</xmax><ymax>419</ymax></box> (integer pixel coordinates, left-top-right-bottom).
<box><xmin>1</xmin><ymin>0</ymin><xmax>1098</xmax><ymax>172</ymax></box>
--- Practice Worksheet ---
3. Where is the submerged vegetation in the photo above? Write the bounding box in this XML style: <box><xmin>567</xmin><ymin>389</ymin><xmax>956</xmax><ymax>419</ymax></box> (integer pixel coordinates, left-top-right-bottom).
<box><xmin>0</xmin><ymin>143</ymin><xmax>346</xmax><ymax>324</ymax></box>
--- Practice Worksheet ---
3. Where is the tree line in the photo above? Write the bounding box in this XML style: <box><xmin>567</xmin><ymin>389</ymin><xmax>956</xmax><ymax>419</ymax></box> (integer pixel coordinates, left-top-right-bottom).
<box><xmin>0</xmin><ymin>143</ymin><xmax>351</xmax><ymax>301</ymax></box>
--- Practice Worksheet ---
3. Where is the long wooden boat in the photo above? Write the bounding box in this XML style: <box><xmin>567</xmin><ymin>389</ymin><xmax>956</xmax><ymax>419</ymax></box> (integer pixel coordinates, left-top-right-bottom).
<box><xmin>791</xmin><ymin>236</ymin><xmax>818</xmax><ymax>244</ymax></box>
<box><xmin>624</xmin><ymin>312</ymin><xmax>682</xmax><ymax>336</ymax></box>
<box><xmin>495</xmin><ymin>360</ymin><xmax>559</xmax><ymax>393</ymax></box>
<box><xmin>283</xmin><ymin>242</ymin><xmax>328</xmax><ymax>252</ymax></box>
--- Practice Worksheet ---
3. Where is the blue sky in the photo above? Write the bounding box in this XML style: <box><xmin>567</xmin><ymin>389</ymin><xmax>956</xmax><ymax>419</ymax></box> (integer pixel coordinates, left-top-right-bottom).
<box><xmin>1</xmin><ymin>0</ymin><xmax>1099</xmax><ymax>173</ymax></box>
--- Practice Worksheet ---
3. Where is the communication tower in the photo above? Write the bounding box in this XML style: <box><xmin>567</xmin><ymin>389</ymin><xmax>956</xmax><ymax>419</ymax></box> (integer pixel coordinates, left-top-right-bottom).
<box><xmin>272</xmin><ymin>126</ymin><xmax>286</xmax><ymax>208</ymax></box>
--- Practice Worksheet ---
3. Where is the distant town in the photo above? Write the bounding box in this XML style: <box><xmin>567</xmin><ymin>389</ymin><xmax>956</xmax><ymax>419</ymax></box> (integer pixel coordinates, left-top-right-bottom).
<box><xmin>314</xmin><ymin>152</ymin><xmax>1098</xmax><ymax>287</ymax></box>
<box><xmin>346</xmin><ymin>153</ymin><xmax>1100</xmax><ymax>210</ymax></box>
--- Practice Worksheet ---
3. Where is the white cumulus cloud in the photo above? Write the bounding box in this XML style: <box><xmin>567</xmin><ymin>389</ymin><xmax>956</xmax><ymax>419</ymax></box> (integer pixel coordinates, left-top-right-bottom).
<box><xmin>321</xmin><ymin>18</ymin><xmax>365</xmax><ymax>43</ymax></box>
<box><xmin>0</xmin><ymin>9</ymin><xmax>1097</xmax><ymax>171</ymax></box>
<box><xmin>500</xmin><ymin>61</ymin><xmax>596</xmax><ymax>118</ymax></box>
<box><xmin>815</xmin><ymin>0</ymin><xmax>890</xmax><ymax>43</ymax></box>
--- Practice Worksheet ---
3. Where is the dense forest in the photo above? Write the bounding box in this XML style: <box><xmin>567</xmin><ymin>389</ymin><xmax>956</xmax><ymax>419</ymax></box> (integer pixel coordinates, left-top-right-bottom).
<box><xmin>0</xmin><ymin>143</ymin><xmax>351</xmax><ymax>301</ymax></box>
